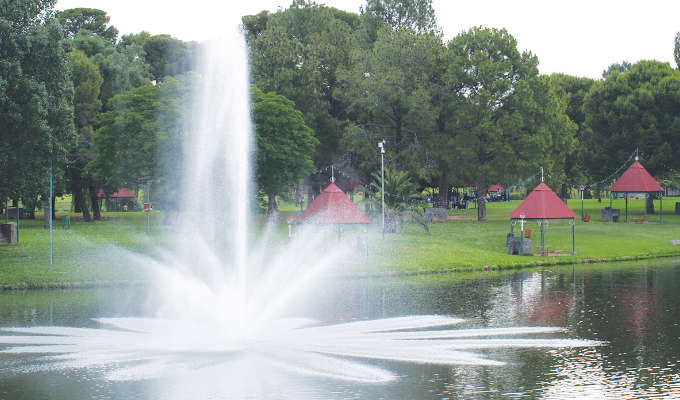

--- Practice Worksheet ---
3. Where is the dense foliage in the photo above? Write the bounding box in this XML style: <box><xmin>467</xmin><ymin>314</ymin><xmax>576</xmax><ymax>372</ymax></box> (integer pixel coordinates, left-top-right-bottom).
<box><xmin>0</xmin><ymin>0</ymin><xmax>678</xmax><ymax>222</ymax></box>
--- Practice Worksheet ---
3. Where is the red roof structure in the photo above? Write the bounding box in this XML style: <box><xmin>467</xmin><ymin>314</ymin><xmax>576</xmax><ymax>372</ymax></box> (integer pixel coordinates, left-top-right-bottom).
<box><xmin>96</xmin><ymin>188</ymin><xmax>136</xmax><ymax>198</ymax></box>
<box><xmin>488</xmin><ymin>184</ymin><xmax>504</xmax><ymax>193</ymax></box>
<box><xmin>297</xmin><ymin>183</ymin><xmax>370</xmax><ymax>224</ymax></box>
<box><xmin>510</xmin><ymin>183</ymin><xmax>577</xmax><ymax>220</ymax></box>
<box><xmin>610</xmin><ymin>161</ymin><xmax>663</xmax><ymax>193</ymax></box>
<box><xmin>609</xmin><ymin>161</ymin><xmax>664</xmax><ymax>223</ymax></box>
<box><xmin>509</xmin><ymin>183</ymin><xmax>577</xmax><ymax>255</ymax></box>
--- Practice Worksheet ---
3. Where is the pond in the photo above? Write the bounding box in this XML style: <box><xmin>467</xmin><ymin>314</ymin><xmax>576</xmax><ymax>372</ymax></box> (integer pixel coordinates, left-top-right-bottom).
<box><xmin>1</xmin><ymin>260</ymin><xmax>679</xmax><ymax>399</ymax></box>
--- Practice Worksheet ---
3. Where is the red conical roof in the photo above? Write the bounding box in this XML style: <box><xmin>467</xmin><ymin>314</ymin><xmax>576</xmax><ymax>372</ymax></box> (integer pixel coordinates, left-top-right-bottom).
<box><xmin>610</xmin><ymin>161</ymin><xmax>663</xmax><ymax>192</ymax></box>
<box><xmin>510</xmin><ymin>182</ymin><xmax>577</xmax><ymax>220</ymax></box>
<box><xmin>296</xmin><ymin>183</ymin><xmax>371</xmax><ymax>224</ymax></box>
<box><xmin>96</xmin><ymin>188</ymin><xmax>136</xmax><ymax>198</ymax></box>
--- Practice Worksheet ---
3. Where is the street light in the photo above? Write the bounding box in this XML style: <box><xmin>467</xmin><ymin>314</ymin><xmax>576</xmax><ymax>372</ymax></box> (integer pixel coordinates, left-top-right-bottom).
<box><xmin>378</xmin><ymin>139</ymin><xmax>385</xmax><ymax>238</ymax></box>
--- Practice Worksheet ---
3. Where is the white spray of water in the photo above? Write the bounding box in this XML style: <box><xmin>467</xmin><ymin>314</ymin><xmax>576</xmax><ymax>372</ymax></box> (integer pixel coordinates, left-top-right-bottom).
<box><xmin>0</xmin><ymin>32</ymin><xmax>602</xmax><ymax>388</ymax></box>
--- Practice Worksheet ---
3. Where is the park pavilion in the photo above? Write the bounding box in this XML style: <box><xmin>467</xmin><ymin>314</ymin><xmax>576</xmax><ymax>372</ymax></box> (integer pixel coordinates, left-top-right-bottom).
<box><xmin>96</xmin><ymin>188</ymin><xmax>136</xmax><ymax>211</ymax></box>
<box><xmin>296</xmin><ymin>182</ymin><xmax>370</xmax><ymax>225</ymax></box>
<box><xmin>510</xmin><ymin>182</ymin><xmax>577</xmax><ymax>255</ymax></box>
<box><xmin>609</xmin><ymin>161</ymin><xmax>664</xmax><ymax>223</ymax></box>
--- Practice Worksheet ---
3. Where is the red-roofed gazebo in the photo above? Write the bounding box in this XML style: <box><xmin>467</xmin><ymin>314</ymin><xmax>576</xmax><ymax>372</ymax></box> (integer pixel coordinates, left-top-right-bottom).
<box><xmin>297</xmin><ymin>183</ymin><xmax>370</xmax><ymax>225</ymax></box>
<box><xmin>488</xmin><ymin>184</ymin><xmax>504</xmax><ymax>193</ymax></box>
<box><xmin>96</xmin><ymin>188</ymin><xmax>136</xmax><ymax>199</ymax></box>
<box><xmin>510</xmin><ymin>182</ymin><xmax>577</xmax><ymax>255</ymax></box>
<box><xmin>610</xmin><ymin>161</ymin><xmax>664</xmax><ymax>223</ymax></box>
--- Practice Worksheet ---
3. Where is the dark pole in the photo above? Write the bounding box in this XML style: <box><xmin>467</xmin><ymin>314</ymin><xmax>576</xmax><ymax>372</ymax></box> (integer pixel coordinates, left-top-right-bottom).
<box><xmin>572</xmin><ymin>218</ymin><xmax>575</xmax><ymax>255</ymax></box>
<box><xmin>541</xmin><ymin>219</ymin><xmax>546</xmax><ymax>255</ymax></box>
<box><xmin>625</xmin><ymin>192</ymin><xmax>628</xmax><ymax>223</ymax></box>
<box><xmin>660</xmin><ymin>191</ymin><xmax>663</xmax><ymax>224</ymax></box>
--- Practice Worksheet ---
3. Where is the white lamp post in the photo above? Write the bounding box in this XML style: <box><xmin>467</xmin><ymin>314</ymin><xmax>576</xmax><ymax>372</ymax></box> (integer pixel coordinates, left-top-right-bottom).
<box><xmin>378</xmin><ymin>139</ymin><xmax>385</xmax><ymax>238</ymax></box>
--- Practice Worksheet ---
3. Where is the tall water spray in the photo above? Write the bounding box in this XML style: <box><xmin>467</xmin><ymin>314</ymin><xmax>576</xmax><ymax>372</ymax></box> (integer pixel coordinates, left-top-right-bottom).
<box><xmin>0</xmin><ymin>31</ymin><xmax>602</xmax><ymax>393</ymax></box>
<box><xmin>177</xmin><ymin>34</ymin><xmax>252</xmax><ymax>325</ymax></box>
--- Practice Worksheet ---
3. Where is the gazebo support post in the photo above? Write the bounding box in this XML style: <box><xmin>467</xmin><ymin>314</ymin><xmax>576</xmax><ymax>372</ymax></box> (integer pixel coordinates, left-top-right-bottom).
<box><xmin>660</xmin><ymin>192</ymin><xmax>663</xmax><ymax>223</ymax></box>
<box><xmin>625</xmin><ymin>192</ymin><xmax>628</xmax><ymax>223</ymax></box>
<box><xmin>572</xmin><ymin>218</ymin><xmax>575</xmax><ymax>255</ymax></box>
<box><xmin>509</xmin><ymin>220</ymin><xmax>513</xmax><ymax>235</ymax></box>
<box><xmin>541</xmin><ymin>219</ymin><xmax>546</xmax><ymax>255</ymax></box>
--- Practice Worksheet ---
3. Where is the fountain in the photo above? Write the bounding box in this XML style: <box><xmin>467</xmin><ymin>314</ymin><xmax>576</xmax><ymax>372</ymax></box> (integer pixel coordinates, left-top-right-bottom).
<box><xmin>0</xmin><ymin>31</ymin><xmax>600</xmax><ymax>396</ymax></box>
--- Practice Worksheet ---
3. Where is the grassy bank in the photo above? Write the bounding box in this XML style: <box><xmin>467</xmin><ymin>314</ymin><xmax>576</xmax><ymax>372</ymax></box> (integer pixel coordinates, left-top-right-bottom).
<box><xmin>0</xmin><ymin>197</ymin><xmax>678</xmax><ymax>287</ymax></box>
<box><xmin>353</xmin><ymin>197</ymin><xmax>680</xmax><ymax>276</ymax></box>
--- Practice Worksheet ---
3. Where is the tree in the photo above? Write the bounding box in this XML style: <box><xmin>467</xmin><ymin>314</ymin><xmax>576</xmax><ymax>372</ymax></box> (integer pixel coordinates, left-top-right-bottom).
<box><xmin>370</xmin><ymin>167</ymin><xmax>417</xmax><ymax>232</ymax></box>
<box><xmin>57</xmin><ymin>8</ymin><xmax>118</xmax><ymax>43</ymax></box>
<box><xmin>337</xmin><ymin>26</ymin><xmax>442</xmax><ymax>180</ymax></box>
<box><xmin>142</xmin><ymin>34</ymin><xmax>196</xmax><ymax>82</ymax></box>
<box><xmin>245</xmin><ymin>2</ymin><xmax>359</xmax><ymax>173</ymax></box>
<box><xmin>252</xmin><ymin>87</ymin><xmax>318</xmax><ymax>214</ymax></box>
<box><xmin>360</xmin><ymin>0</ymin><xmax>437</xmax><ymax>34</ymax></box>
<box><xmin>444</xmin><ymin>27</ymin><xmax>574</xmax><ymax>221</ymax></box>
<box><xmin>67</xmin><ymin>49</ymin><xmax>103</xmax><ymax>221</ymax></box>
<box><xmin>602</xmin><ymin>60</ymin><xmax>632</xmax><ymax>78</ymax></box>
<box><xmin>72</xmin><ymin>31</ymin><xmax>151</xmax><ymax>109</ymax></box>
<box><xmin>583</xmin><ymin>60</ymin><xmax>680</xmax><ymax>213</ymax></box>
<box><xmin>0</xmin><ymin>0</ymin><xmax>75</xmax><ymax>213</ymax></box>
<box><xmin>90</xmin><ymin>75</ymin><xmax>192</xmax><ymax>212</ymax></box>
<box><xmin>547</xmin><ymin>74</ymin><xmax>595</xmax><ymax>195</ymax></box>
<box><xmin>674</xmin><ymin>32</ymin><xmax>679</xmax><ymax>69</ymax></box>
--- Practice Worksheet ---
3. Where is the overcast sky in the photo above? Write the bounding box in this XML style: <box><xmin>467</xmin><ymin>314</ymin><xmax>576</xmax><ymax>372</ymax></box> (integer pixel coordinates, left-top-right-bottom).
<box><xmin>55</xmin><ymin>0</ymin><xmax>679</xmax><ymax>79</ymax></box>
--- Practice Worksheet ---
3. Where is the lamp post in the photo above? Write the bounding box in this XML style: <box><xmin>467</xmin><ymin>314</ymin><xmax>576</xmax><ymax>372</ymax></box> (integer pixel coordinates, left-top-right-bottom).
<box><xmin>378</xmin><ymin>139</ymin><xmax>385</xmax><ymax>238</ymax></box>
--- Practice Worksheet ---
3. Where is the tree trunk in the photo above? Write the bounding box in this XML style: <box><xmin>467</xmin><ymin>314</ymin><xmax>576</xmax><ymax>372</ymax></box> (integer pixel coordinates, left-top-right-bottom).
<box><xmin>52</xmin><ymin>194</ymin><xmax>57</xmax><ymax>220</ymax></box>
<box><xmin>646</xmin><ymin>193</ymin><xmax>655</xmax><ymax>214</ymax></box>
<box><xmin>88</xmin><ymin>184</ymin><xmax>101</xmax><ymax>220</ymax></box>
<box><xmin>267</xmin><ymin>192</ymin><xmax>278</xmax><ymax>216</ymax></box>
<box><xmin>438</xmin><ymin>168</ymin><xmax>449</xmax><ymax>208</ymax></box>
<box><xmin>71</xmin><ymin>169</ymin><xmax>91</xmax><ymax>221</ymax></box>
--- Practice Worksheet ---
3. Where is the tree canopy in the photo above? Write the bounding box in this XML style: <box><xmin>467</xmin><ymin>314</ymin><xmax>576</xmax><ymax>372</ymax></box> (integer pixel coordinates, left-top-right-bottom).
<box><xmin>252</xmin><ymin>87</ymin><xmax>318</xmax><ymax>214</ymax></box>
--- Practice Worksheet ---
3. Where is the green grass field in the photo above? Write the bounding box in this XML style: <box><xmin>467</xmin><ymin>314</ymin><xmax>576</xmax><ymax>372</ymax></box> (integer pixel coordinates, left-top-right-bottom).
<box><xmin>0</xmin><ymin>196</ymin><xmax>678</xmax><ymax>287</ymax></box>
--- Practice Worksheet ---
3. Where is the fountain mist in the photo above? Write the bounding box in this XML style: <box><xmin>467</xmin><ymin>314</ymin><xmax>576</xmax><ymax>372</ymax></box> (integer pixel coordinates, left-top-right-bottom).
<box><xmin>0</xmin><ymin>32</ymin><xmax>602</xmax><ymax>393</ymax></box>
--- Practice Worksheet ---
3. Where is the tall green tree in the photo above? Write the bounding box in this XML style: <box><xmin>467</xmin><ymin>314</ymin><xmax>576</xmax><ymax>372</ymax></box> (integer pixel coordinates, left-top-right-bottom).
<box><xmin>67</xmin><ymin>49</ymin><xmax>103</xmax><ymax>220</ymax></box>
<box><xmin>360</xmin><ymin>0</ymin><xmax>437</xmax><ymax>36</ymax></box>
<box><xmin>547</xmin><ymin>73</ymin><xmax>595</xmax><ymax>194</ymax></box>
<box><xmin>445</xmin><ymin>27</ymin><xmax>574</xmax><ymax>220</ymax></box>
<box><xmin>142</xmin><ymin>34</ymin><xmax>196</xmax><ymax>82</ymax></box>
<box><xmin>0</xmin><ymin>0</ymin><xmax>74</xmax><ymax>211</ymax></box>
<box><xmin>252</xmin><ymin>87</ymin><xmax>318</xmax><ymax>214</ymax></box>
<box><xmin>72</xmin><ymin>31</ymin><xmax>151</xmax><ymax>109</ymax></box>
<box><xmin>90</xmin><ymin>75</ymin><xmax>192</xmax><ymax>211</ymax></box>
<box><xmin>583</xmin><ymin>60</ymin><xmax>680</xmax><ymax>212</ymax></box>
<box><xmin>337</xmin><ymin>26</ymin><xmax>442</xmax><ymax>180</ymax></box>
<box><xmin>245</xmin><ymin>2</ymin><xmax>359</xmax><ymax>172</ymax></box>
<box><xmin>57</xmin><ymin>8</ymin><xmax>118</xmax><ymax>43</ymax></box>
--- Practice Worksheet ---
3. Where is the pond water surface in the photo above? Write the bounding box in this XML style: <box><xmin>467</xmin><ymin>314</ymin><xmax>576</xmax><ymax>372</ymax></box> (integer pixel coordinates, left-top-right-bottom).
<box><xmin>1</xmin><ymin>260</ymin><xmax>679</xmax><ymax>399</ymax></box>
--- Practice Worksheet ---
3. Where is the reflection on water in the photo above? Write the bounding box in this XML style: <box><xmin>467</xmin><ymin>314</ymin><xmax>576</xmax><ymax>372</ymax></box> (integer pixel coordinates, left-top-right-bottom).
<box><xmin>1</xmin><ymin>260</ymin><xmax>680</xmax><ymax>399</ymax></box>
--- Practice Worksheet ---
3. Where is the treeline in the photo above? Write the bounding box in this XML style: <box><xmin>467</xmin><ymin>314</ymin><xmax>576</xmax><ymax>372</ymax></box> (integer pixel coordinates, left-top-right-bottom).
<box><xmin>1</xmin><ymin>0</ymin><xmax>680</xmax><ymax>222</ymax></box>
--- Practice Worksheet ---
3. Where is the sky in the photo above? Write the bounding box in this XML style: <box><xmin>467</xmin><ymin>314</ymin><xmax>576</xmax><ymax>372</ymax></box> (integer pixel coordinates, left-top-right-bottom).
<box><xmin>55</xmin><ymin>0</ymin><xmax>680</xmax><ymax>79</ymax></box>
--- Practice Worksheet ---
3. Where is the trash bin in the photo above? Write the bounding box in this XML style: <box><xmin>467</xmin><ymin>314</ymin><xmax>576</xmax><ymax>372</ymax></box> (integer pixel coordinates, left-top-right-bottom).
<box><xmin>62</xmin><ymin>215</ymin><xmax>70</xmax><ymax>229</ymax></box>
<box><xmin>612</xmin><ymin>215</ymin><xmax>619</xmax><ymax>222</ymax></box>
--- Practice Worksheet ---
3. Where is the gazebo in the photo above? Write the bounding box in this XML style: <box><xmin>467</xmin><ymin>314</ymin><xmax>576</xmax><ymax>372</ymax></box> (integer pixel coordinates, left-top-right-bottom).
<box><xmin>609</xmin><ymin>160</ymin><xmax>664</xmax><ymax>223</ymax></box>
<box><xmin>488</xmin><ymin>184</ymin><xmax>504</xmax><ymax>193</ymax></box>
<box><xmin>96</xmin><ymin>188</ymin><xmax>136</xmax><ymax>211</ymax></box>
<box><xmin>510</xmin><ymin>182</ymin><xmax>578</xmax><ymax>255</ymax></box>
<box><xmin>297</xmin><ymin>182</ymin><xmax>370</xmax><ymax>225</ymax></box>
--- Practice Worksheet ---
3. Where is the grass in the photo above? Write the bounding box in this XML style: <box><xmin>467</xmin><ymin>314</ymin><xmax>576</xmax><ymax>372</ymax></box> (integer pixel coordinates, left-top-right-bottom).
<box><xmin>354</xmin><ymin>197</ymin><xmax>680</xmax><ymax>275</ymax></box>
<box><xmin>0</xmin><ymin>197</ymin><xmax>678</xmax><ymax>287</ymax></box>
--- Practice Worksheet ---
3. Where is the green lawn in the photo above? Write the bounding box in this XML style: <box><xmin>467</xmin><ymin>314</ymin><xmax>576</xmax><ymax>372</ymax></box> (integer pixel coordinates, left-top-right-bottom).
<box><xmin>356</xmin><ymin>197</ymin><xmax>680</xmax><ymax>275</ymax></box>
<box><xmin>0</xmin><ymin>197</ymin><xmax>678</xmax><ymax>286</ymax></box>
